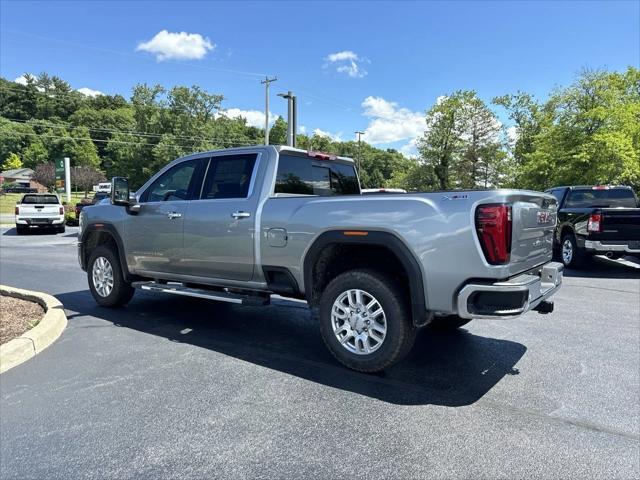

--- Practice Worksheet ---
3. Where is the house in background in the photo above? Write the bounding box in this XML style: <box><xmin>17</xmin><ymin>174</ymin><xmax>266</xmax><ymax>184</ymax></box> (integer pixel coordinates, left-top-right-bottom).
<box><xmin>0</xmin><ymin>168</ymin><xmax>47</xmax><ymax>193</ymax></box>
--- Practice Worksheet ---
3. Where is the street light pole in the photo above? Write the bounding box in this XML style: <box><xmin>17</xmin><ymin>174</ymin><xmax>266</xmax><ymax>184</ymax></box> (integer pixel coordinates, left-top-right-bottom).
<box><xmin>261</xmin><ymin>76</ymin><xmax>277</xmax><ymax>145</ymax></box>
<box><xmin>277</xmin><ymin>91</ymin><xmax>297</xmax><ymax>147</ymax></box>
<box><xmin>355</xmin><ymin>131</ymin><xmax>364</xmax><ymax>175</ymax></box>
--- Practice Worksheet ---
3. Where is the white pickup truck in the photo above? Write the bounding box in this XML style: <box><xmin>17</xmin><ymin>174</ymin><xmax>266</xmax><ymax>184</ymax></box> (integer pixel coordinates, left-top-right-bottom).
<box><xmin>15</xmin><ymin>193</ymin><xmax>66</xmax><ymax>234</ymax></box>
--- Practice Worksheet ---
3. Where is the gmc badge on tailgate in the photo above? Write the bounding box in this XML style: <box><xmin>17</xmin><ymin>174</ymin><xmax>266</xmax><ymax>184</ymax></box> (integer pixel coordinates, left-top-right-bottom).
<box><xmin>537</xmin><ymin>211</ymin><xmax>552</xmax><ymax>224</ymax></box>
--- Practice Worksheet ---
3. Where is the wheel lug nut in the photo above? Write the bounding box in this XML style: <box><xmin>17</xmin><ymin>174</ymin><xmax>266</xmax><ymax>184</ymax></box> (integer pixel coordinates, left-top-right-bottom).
<box><xmin>366</xmin><ymin>320</ymin><xmax>370</xmax><ymax>325</ymax></box>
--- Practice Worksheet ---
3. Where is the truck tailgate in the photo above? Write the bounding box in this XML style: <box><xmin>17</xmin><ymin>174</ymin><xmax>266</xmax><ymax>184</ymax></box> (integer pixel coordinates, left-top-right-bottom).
<box><xmin>19</xmin><ymin>205</ymin><xmax>61</xmax><ymax>217</ymax></box>
<box><xmin>507</xmin><ymin>192</ymin><xmax>557</xmax><ymax>275</ymax></box>
<box><xmin>595</xmin><ymin>208</ymin><xmax>640</xmax><ymax>241</ymax></box>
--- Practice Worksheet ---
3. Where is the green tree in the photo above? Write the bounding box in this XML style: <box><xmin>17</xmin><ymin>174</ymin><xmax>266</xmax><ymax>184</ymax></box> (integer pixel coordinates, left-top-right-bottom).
<box><xmin>497</xmin><ymin>68</ymin><xmax>640</xmax><ymax>190</ymax></box>
<box><xmin>269</xmin><ymin>117</ymin><xmax>288</xmax><ymax>145</ymax></box>
<box><xmin>2</xmin><ymin>152</ymin><xmax>22</xmax><ymax>170</ymax></box>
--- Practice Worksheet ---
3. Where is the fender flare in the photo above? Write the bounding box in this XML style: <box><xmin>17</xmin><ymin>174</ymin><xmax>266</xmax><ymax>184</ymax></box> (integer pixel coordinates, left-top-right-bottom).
<box><xmin>302</xmin><ymin>230</ymin><xmax>429</xmax><ymax>327</ymax></box>
<box><xmin>79</xmin><ymin>223</ymin><xmax>132</xmax><ymax>281</ymax></box>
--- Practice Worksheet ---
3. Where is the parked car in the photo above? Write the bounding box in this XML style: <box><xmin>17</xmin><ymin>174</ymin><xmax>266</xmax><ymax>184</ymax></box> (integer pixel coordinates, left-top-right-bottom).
<box><xmin>545</xmin><ymin>185</ymin><xmax>640</xmax><ymax>267</ymax></box>
<box><xmin>75</xmin><ymin>191</ymin><xmax>111</xmax><ymax>218</ymax></box>
<box><xmin>78</xmin><ymin>146</ymin><xmax>563</xmax><ymax>372</ymax></box>
<box><xmin>15</xmin><ymin>193</ymin><xmax>65</xmax><ymax>234</ymax></box>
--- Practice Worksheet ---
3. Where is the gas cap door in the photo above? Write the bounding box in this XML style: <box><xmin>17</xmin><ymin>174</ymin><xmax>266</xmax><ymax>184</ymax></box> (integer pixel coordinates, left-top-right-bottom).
<box><xmin>267</xmin><ymin>228</ymin><xmax>288</xmax><ymax>247</ymax></box>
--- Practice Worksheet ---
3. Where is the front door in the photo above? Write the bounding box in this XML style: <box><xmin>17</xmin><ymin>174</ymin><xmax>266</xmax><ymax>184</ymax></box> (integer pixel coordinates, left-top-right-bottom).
<box><xmin>125</xmin><ymin>158</ymin><xmax>203</xmax><ymax>275</ymax></box>
<box><xmin>180</xmin><ymin>153</ymin><xmax>260</xmax><ymax>281</ymax></box>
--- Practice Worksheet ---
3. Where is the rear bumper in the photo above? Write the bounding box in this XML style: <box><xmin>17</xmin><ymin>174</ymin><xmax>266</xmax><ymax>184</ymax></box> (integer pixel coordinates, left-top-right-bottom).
<box><xmin>584</xmin><ymin>240</ymin><xmax>640</xmax><ymax>254</ymax></box>
<box><xmin>15</xmin><ymin>216</ymin><xmax>65</xmax><ymax>226</ymax></box>
<box><xmin>457</xmin><ymin>262</ymin><xmax>563</xmax><ymax>320</ymax></box>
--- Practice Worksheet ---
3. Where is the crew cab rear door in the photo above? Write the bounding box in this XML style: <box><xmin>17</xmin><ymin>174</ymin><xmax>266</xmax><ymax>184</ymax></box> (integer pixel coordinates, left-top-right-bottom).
<box><xmin>180</xmin><ymin>152</ymin><xmax>261</xmax><ymax>281</ymax></box>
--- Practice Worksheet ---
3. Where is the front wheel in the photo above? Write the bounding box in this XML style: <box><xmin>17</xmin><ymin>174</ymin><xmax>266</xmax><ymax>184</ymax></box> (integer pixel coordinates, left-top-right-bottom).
<box><xmin>319</xmin><ymin>269</ymin><xmax>416</xmax><ymax>372</ymax></box>
<box><xmin>88</xmin><ymin>245</ymin><xmax>135</xmax><ymax>307</ymax></box>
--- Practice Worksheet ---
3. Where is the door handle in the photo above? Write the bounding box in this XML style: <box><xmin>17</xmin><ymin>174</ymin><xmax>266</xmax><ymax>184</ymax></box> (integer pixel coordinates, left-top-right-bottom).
<box><xmin>167</xmin><ymin>212</ymin><xmax>182</xmax><ymax>219</ymax></box>
<box><xmin>231</xmin><ymin>211</ymin><xmax>251</xmax><ymax>219</ymax></box>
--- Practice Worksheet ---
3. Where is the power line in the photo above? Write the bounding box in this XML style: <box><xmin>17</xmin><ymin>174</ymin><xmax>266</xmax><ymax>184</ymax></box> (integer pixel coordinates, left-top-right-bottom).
<box><xmin>2</xmin><ymin>29</ymin><xmax>268</xmax><ymax>79</ymax></box>
<box><xmin>2</xmin><ymin>29</ymin><xmax>361</xmax><ymax>116</ymax></box>
<box><xmin>1</xmin><ymin>130</ymin><xmax>254</xmax><ymax>148</ymax></box>
<box><xmin>3</xmin><ymin>117</ymin><xmax>261</xmax><ymax>144</ymax></box>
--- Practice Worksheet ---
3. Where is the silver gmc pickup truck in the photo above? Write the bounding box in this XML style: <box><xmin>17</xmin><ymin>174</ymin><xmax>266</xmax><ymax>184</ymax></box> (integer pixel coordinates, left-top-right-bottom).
<box><xmin>78</xmin><ymin>145</ymin><xmax>563</xmax><ymax>372</ymax></box>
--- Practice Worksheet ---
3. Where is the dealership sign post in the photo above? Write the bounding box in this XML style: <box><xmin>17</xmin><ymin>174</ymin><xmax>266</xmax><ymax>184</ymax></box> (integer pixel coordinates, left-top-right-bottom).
<box><xmin>55</xmin><ymin>157</ymin><xmax>71</xmax><ymax>203</ymax></box>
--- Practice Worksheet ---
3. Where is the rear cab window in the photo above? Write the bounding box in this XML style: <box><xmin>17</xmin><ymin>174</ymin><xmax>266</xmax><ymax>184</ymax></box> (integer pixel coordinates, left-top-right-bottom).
<box><xmin>274</xmin><ymin>154</ymin><xmax>360</xmax><ymax>196</ymax></box>
<box><xmin>21</xmin><ymin>195</ymin><xmax>60</xmax><ymax>204</ymax></box>
<box><xmin>565</xmin><ymin>188</ymin><xmax>638</xmax><ymax>208</ymax></box>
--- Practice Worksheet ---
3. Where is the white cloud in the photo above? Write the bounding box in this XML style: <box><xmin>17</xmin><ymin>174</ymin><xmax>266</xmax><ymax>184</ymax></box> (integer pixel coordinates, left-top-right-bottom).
<box><xmin>13</xmin><ymin>74</ymin><xmax>31</xmax><ymax>85</ymax></box>
<box><xmin>222</xmin><ymin>108</ymin><xmax>278</xmax><ymax>129</ymax></box>
<box><xmin>324</xmin><ymin>50</ymin><xmax>368</xmax><ymax>78</ymax></box>
<box><xmin>399</xmin><ymin>138</ymin><xmax>419</xmax><ymax>159</ymax></box>
<box><xmin>137</xmin><ymin>30</ymin><xmax>214</xmax><ymax>61</ymax></box>
<box><xmin>13</xmin><ymin>74</ymin><xmax>44</xmax><ymax>91</ymax></box>
<box><xmin>361</xmin><ymin>96</ymin><xmax>425</xmax><ymax>145</ymax></box>
<box><xmin>313</xmin><ymin>128</ymin><xmax>343</xmax><ymax>141</ymax></box>
<box><xmin>299</xmin><ymin>125</ymin><xmax>307</xmax><ymax>134</ymax></box>
<box><xmin>77</xmin><ymin>87</ymin><xmax>104</xmax><ymax>97</ymax></box>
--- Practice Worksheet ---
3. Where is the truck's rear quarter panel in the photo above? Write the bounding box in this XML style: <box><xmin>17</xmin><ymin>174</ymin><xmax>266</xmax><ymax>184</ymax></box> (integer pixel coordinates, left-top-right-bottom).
<box><xmin>260</xmin><ymin>190</ymin><xmax>557</xmax><ymax>314</ymax></box>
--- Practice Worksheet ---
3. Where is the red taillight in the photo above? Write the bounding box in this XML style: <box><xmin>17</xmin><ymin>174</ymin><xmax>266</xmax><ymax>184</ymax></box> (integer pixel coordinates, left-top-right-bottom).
<box><xmin>475</xmin><ymin>204</ymin><xmax>512</xmax><ymax>265</ymax></box>
<box><xmin>587</xmin><ymin>213</ymin><xmax>602</xmax><ymax>233</ymax></box>
<box><xmin>59</xmin><ymin>206</ymin><xmax>64</xmax><ymax>215</ymax></box>
<box><xmin>15</xmin><ymin>206</ymin><xmax>19</xmax><ymax>215</ymax></box>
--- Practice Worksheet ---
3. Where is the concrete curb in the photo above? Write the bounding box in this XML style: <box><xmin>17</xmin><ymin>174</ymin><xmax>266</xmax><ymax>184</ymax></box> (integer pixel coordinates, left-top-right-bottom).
<box><xmin>0</xmin><ymin>285</ymin><xmax>68</xmax><ymax>374</ymax></box>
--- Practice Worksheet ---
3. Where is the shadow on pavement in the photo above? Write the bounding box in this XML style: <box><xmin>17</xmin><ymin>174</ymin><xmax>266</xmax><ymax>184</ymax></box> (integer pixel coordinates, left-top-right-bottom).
<box><xmin>1</xmin><ymin>227</ymin><xmax>77</xmax><ymax>237</ymax></box>
<box><xmin>57</xmin><ymin>288</ymin><xmax>526</xmax><ymax>407</ymax></box>
<box><xmin>563</xmin><ymin>255</ymin><xmax>640</xmax><ymax>279</ymax></box>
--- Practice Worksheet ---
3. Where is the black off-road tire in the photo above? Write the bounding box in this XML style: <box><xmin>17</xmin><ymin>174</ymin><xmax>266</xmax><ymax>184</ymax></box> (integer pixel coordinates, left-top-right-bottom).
<box><xmin>16</xmin><ymin>225</ymin><xmax>28</xmax><ymax>235</ymax></box>
<box><xmin>88</xmin><ymin>245</ymin><xmax>135</xmax><ymax>307</ymax></box>
<box><xmin>57</xmin><ymin>225</ymin><xmax>66</xmax><ymax>234</ymax></box>
<box><xmin>428</xmin><ymin>315</ymin><xmax>471</xmax><ymax>330</ymax></box>
<box><xmin>319</xmin><ymin>269</ymin><xmax>416</xmax><ymax>373</ymax></box>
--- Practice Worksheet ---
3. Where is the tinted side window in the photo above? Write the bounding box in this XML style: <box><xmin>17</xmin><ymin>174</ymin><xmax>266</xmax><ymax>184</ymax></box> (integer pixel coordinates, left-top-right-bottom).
<box><xmin>200</xmin><ymin>154</ymin><xmax>257</xmax><ymax>199</ymax></box>
<box><xmin>275</xmin><ymin>155</ymin><xmax>359</xmax><ymax>196</ymax></box>
<box><xmin>331</xmin><ymin>163</ymin><xmax>360</xmax><ymax>195</ymax></box>
<box><xmin>275</xmin><ymin>155</ymin><xmax>313</xmax><ymax>195</ymax></box>
<box><xmin>142</xmin><ymin>160</ymin><xmax>198</xmax><ymax>202</ymax></box>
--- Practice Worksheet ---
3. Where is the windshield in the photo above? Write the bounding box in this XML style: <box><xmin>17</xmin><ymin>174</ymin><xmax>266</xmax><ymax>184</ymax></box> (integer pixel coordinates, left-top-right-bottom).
<box><xmin>565</xmin><ymin>188</ymin><xmax>637</xmax><ymax>208</ymax></box>
<box><xmin>21</xmin><ymin>195</ymin><xmax>59</xmax><ymax>205</ymax></box>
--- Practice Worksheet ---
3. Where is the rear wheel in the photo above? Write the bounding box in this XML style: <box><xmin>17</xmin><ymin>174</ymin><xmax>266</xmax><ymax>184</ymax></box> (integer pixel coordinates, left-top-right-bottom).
<box><xmin>561</xmin><ymin>233</ymin><xmax>586</xmax><ymax>268</ymax></box>
<box><xmin>88</xmin><ymin>245</ymin><xmax>135</xmax><ymax>307</ymax></box>
<box><xmin>16</xmin><ymin>225</ymin><xmax>28</xmax><ymax>235</ymax></box>
<box><xmin>57</xmin><ymin>225</ymin><xmax>66</xmax><ymax>234</ymax></box>
<box><xmin>319</xmin><ymin>269</ymin><xmax>416</xmax><ymax>372</ymax></box>
<box><xmin>428</xmin><ymin>315</ymin><xmax>471</xmax><ymax>330</ymax></box>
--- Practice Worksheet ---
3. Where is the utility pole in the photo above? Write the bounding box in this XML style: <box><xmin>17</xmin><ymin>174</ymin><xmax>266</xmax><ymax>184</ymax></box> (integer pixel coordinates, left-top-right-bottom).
<box><xmin>277</xmin><ymin>91</ymin><xmax>297</xmax><ymax>147</ymax></box>
<box><xmin>355</xmin><ymin>131</ymin><xmax>364</xmax><ymax>175</ymax></box>
<box><xmin>261</xmin><ymin>76</ymin><xmax>277</xmax><ymax>145</ymax></box>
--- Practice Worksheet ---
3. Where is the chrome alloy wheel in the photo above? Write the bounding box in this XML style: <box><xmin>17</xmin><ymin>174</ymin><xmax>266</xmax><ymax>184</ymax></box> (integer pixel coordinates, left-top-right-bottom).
<box><xmin>92</xmin><ymin>256</ymin><xmax>114</xmax><ymax>298</ymax></box>
<box><xmin>562</xmin><ymin>238</ymin><xmax>573</xmax><ymax>265</ymax></box>
<box><xmin>331</xmin><ymin>289</ymin><xmax>387</xmax><ymax>355</ymax></box>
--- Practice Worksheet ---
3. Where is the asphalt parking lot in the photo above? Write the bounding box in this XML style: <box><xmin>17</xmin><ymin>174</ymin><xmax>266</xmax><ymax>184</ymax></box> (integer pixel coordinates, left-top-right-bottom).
<box><xmin>0</xmin><ymin>226</ymin><xmax>638</xmax><ymax>479</ymax></box>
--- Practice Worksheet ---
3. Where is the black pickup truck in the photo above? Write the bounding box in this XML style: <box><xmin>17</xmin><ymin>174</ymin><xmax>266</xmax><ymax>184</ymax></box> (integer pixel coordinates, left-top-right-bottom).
<box><xmin>545</xmin><ymin>185</ymin><xmax>640</xmax><ymax>267</ymax></box>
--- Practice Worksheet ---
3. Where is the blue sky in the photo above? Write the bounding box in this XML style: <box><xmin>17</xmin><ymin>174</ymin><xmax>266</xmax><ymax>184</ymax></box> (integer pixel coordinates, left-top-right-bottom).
<box><xmin>1</xmin><ymin>0</ymin><xmax>639</xmax><ymax>154</ymax></box>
